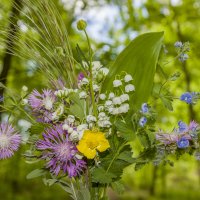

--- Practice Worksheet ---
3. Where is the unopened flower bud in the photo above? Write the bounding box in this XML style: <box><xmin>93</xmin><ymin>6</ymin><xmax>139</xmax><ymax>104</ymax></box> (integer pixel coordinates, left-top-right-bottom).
<box><xmin>77</xmin><ymin>19</ymin><xmax>87</xmax><ymax>30</ymax></box>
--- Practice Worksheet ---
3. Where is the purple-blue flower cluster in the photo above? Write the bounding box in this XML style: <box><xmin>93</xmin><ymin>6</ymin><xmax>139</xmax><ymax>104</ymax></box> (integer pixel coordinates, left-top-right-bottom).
<box><xmin>139</xmin><ymin>103</ymin><xmax>149</xmax><ymax>127</ymax></box>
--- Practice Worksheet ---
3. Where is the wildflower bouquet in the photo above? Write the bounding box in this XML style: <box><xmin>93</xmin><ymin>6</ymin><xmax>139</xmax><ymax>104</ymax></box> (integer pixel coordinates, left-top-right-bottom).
<box><xmin>1</xmin><ymin>0</ymin><xmax>200</xmax><ymax>199</ymax></box>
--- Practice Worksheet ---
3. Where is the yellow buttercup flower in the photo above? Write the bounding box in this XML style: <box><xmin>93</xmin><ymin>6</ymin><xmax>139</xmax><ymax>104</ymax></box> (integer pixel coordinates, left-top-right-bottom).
<box><xmin>77</xmin><ymin>130</ymin><xmax>110</xmax><ymax>159</ymax></box>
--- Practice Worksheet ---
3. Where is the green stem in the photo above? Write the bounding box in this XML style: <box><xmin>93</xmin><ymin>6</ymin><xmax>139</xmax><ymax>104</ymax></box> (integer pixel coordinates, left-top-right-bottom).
<box><xmin>106</xmin><ymin>142</ymin><xmax>127</xmax><ymax>173</ymax></box>
<box><xmin>70</xmin><ymin>179</ymin><xmax>78</xmax><ymax>200</ymax></box>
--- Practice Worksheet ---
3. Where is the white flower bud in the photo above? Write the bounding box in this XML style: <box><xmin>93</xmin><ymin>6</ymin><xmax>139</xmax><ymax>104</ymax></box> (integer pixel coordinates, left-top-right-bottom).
<box><xmin>93</xmin><ymin>84</ymin><xmax>99</xmax><ymax>92</ymax></box>
<box><xmin>62</xmin><ymin>124</ymin><xmax>69</xmax><ymax>130</ymax></box>
<box><xmin>124</xmin><ymin>74</ymin><xmax>133</xmax><ymax>82</ymax></box>
<box><xmin>80</xmin><ymin>78</ymin><xmax>89</xmax><ymax>86</ymax></box>
<box><xmin>22</xmin><ymin>85</ymin><xmax>28</xmax><ymax>92</ymax></box>
<box><xmin>125</xmin><ymin>84</ymin><xmax>135</xmax><ymax>93</ymax></box>
<box><xmin>120</xmin><ymin>94</ymin><xmax>129</xmax><ymax>102</ymax></box>
<box><xmin>112</xmin><ymin>108</ymin><xmax>119</xmax><ymax>115</ymax></box>
<box><xmin>22</xmin><ymin>98</ymin><xmax>28</xmax><ymax>105</ymax></box>
<box><xmin>77</xmin><ymin>124</ymin><xmax>88</xmax><ymax>131</ymax></box>
<box><xmin>108</xmin><ymin>92</ymin><xmax>115</xmax><ymax>99</ymax></box>
<box><xmin>105</xmin><ymin>100</ymin><xmax>113</xmax><ymax>107</ymax></box>
<box><xmin>99</xmin><ymin>67</ymin><xmax>109</xmax><ymax>76</ymax></box>
<box><xmin>99</xmin><ymin>93</ymin><xmax>106</xmax><ymax>100</ymax></box>
<box><xmin>98</xmin><ymin>106</ymin><xmax>104</xmax><ymax>112</ymax></box>
<box><xmin>75</xmin><ymin>154</ymin><xmax>84</xmax><ymax>159</ymax></box>
<box><xmin>51</xmin><ymin>104</ymin><xmax>64</xmax><ymax>120</ymax></box>
<box><xmin>98</xmin><ymin>112</ymin><xmax>106</xmax><ymax>119</ymax></box>
<box><xmin>92</xmin><ymin>61</ymin><xmax>102</xmax><ymax>70</ymax></box>
<box><xmin>86</xmin><ymin>115</ymin><xmax>97</xmax><ymax>123</ymax></box>
<box><xmin>67</xmin><ymin>115</ymin><xmax>75</xmax><ymax>123</ymax></box>
<box><xmin>113</xmin><ymin>80</ymin><xmax>122</xmax><ymax>87</ymax></box>
<box><xmin>68</xmin><ymin>127</ymin><xmax>73</xmax><ymax>134</ymax></box>
<box><xmin>119</xmin><ymin>103</ymin><xmax>129</xmax><ymax>113</ymax></box>
<box><xmin>112</xmin><ymin>97</ymin><xmax>122</xmax><ymax>105</ymax></box>
<box><xmin>79</xmin><ymin>91</ymin><xmax>87</xmax><ymax>99</ymax></box>
<box><xmin>108</xmin><ymin>107</ymin><xmax>114</xmax><ymax>114</ymax></box>
<box><xmin>69</xmin><ymin>131</ymin><xmax>79</xmax><ymax>141</ymax></box>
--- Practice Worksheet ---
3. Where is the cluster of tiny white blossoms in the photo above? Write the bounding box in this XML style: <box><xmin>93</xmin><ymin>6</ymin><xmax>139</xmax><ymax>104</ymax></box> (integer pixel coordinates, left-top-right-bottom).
<box><xmin>78</xmin><ymin>61</ymin><xmax>109</xmax><ymax>99</ymax></box>
<box><xmin>62</xmin><ymin>115</ymin><xmax>88</xmax><ymax>142</ymax></box>
<box><xmin>98</xmin><ymin>73</ymin><xmax>135</xmax><ymax>118</ymax></box>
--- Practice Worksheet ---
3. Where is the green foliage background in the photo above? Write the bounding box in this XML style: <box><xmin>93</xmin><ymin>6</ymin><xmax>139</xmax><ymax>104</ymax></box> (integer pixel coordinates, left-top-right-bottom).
<box><xmin>0</xmin><ymin>0</ymin><xmax>200</xmax><ymax>199</ymax></box>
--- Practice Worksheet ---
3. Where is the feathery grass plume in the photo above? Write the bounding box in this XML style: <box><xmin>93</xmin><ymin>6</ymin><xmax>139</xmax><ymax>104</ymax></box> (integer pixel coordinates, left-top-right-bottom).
<box><xmin>0</xmin><ymin>0</ymin><xmax>76</xmax><ymax>87</ymax></box>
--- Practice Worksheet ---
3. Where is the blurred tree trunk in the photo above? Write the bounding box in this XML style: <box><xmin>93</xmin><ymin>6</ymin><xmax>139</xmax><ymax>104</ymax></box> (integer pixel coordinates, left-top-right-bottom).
<box><xmin>0</xmin><ymin>0</ymin><xmax>22</xmax><ymax>105</ymax></box>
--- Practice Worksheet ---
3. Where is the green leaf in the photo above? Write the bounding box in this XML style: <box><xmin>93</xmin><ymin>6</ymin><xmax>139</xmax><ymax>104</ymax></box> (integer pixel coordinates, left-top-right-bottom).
<box><xmin>26</xmin><ymin>169</ymin><xmax>46</xmax><ymax>179</ymax></box>
<box><xmin>92</xmin><ymin>168</ymin><xmax>116</xmax><ymax>184</ymax></box>
<box><xmin>103</xmin><ymin>32</ymin><xmax>164</xmax><ymax>108</ymax></box>
<box><xmin>29</xmin><ymin>123</ymin><xmax>46</xmax><ymax>135</ymax></box>
<box><xmin>68</xmin><ymin>93</ymin><xmax>85</xmax><ymax>120</ymax></box>
<box><xmin>114</xmin><ymin>120</ymin><xmax>135</xmax><ymax>141</ymax></box>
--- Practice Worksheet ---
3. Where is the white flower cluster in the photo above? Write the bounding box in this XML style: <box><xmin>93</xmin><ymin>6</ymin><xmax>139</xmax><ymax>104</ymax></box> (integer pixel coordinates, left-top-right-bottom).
<box><xmin>98</xmin><ymin>74</ymin><xmax>134</xmax><ymax>116</ymax></box>
<box><xmin>97</xmin><ymin>112</ymin><xmax>111</xmax><ymax>128</ymax></box>
<box><xmin>62</xmin><ymin>115</ymin><xmax>88</xmax><ymax>141</ymax></box>
<box><xmin>54</xmin><ymin>87</ymin><xmax>77</xmax><ymax>98</ymax></box>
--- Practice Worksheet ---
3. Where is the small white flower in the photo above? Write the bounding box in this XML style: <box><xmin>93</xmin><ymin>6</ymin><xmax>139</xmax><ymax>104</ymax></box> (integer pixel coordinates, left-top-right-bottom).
<box><xmin>124</xmin><ymin>74</ymin><xmax>133</xmax><ymax>82</ymax></box>
<box><xmin>105</xmin><ymin>100</ymin><xmax>113</xmax><ymax>107</ymax></box>
<box><xmin>99</xmin><ymin>67</ymin><xmax>109</xmax><ymax>76</ymax></box>
<box><xmin>22</xmin><ymin>85</ymin><xmax>28</xmax><ymax>92</ymax></box>
<box><xmin>80</xmin><ymin>78</ymin><xmax>89</xmax><ymax>85</ymax></box>
<box><xmin>92</xmin><ymin>61</ymin><xmax>102</xmax><ymax>70</ymax></box>
<box><xmin>120</xmin><ymin>94</ymin><xmax>129</xmax><ymax>102</ymax></box>
<box><xmin>22</xmin><ymin>98</ymin><xmax>28</xmax><ymax>105</ymax></box>
<box><xmin>98</xmin><ymin>106</ymin><xmax>104</xmax><ymax>112</ymax></box>
<box><xmin>73</xmin><ymin>89</ymin><xmax>78</xmax><ymax>93</ymax></box>
<box><xmin>79</xmin><ymin>91</ymin><xmax>87</xmax><ymax>99</ymax></box>
<box><xmin>67</xmin><ymin>115</ymin><xmax>75</xmax><ymax>123</ymax></box>
<box><xmin>55</xmin><ymin>89</ymin><xmax>68</xmax><ymax>97</ymax></box>
<box><xmin>43</xmin><ymin>97</ymin><xmax>54</xmax><ymax>110</ymax></box>
<box><xmin>112</xmin><ymin>97</ymin><xmax>122</xmax><ymax>105</ymax></box>
<box><xmin>113</xmin><ymin>80</ymin><xmax>122</xmax><ymax>87</ymax></box>
<box><xmin>119</xmin><ymin>103</ymin><xmax>130</xmax><ymax>113</ymax></box>
<box><xmin>125</xmin><ymin>84</ymin><xmax>135</xmax><ymax>93</ymax></box>
<box><xmin>108</xmin><ymin>107</ymin><xmax>114</xmax><ymax>114</ymax></box>
<box><xmin>86</xmin><ymin>115</ymin><xmax>97</xmax><ymax>123</ymax></box>
<box><xmin>108</xmin><ymin>92</ymin><xmax>115</xmax><ymax>99</ymax></box>
<box><xmin>51</xmin><ymin>104</ymin><xmax>64</xmax><ymax>120</ymax></box>
<box><xmin>98</xmin><ymin>120</ymin><xmax>111</xmax><ymax>128</ymax></box>
<box><xmin>93</xmin><ymin>84</ymin><xmax>100</xmax><ymax>92</ymax></box>
<box><xmin>77</xmin><ymin>124</ymin><xmax>88</xmax><ymax>131</ymax></box>
<box><xmin>99</xmin><ymin>93</ymin><xmax>106</xmax><ymax>100</ymax></box>
<box><xmin>62</xmin><ymin>124</ymin><xmax>69</xmax><ymax>130</ymax></box>
<box><xmin>69</xmin><ymin>131</ymin><xmax>79</xmax><ymax>141</ymax></box>
<box><xmin>98</xmin><ymin>112</ymin><xmax>106</xmax><ymax>119</ymax></box>
<box><xmin>68</xmin><ymin>127</ymin><xmax>74</xmax><ymax>134</ymax></box>
<box><xmin>112</xmin><ymin>108</ymin><xmax>119</xmax><ymax>115</ymax></box>
<box><xmin>75</xmin><ymin>154</ymin><xmax>84</xmax><ymax>159</ymax></box>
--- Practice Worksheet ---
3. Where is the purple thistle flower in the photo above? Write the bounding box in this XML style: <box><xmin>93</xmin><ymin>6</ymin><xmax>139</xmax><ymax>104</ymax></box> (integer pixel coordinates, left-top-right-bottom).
<box><xmin>180</xmin><ymin>92</ymin><xmax>194</xmax><ymax>104</ymax></box>
<box><xmin>29</xmin><ymin>89</ymin><xmax>56</xmax><ymax>111</ymax></box>
<box><xmin>36</xmin><ymin>125</ymin><xmax>86</xmax><ymax>177</ymax></box>
<box><xmin>177</xmin><ymin>137</ymin><xmax>189</xmax><ymax>148</ymax></box>
<box><xmin>28</xmin><ymin>89</ymin><xmax>56</xmax><ymax>123</ymax></box>
<box><xmin>0</xmin><ymin>123</ymin><xmax>21</xmax><ymax>159</ymax></box>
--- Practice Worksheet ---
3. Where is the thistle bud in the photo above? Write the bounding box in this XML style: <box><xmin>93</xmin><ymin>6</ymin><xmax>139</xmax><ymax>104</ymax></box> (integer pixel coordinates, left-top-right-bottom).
<box><xmin>77</xmin><ymin>19</ymin><xmax>87</xmax><ymax>31</ymax></box>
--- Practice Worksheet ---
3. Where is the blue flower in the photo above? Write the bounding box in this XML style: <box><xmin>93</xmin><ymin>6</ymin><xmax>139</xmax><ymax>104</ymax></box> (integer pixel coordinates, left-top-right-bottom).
<box><xmin>141</xmin><ymin>103</ymin><xmax>149</xmax><ymax>113</ymax></box>
<box><xmin>179</xmin><ymin>53</ymin><xmax>189</xmax><ymax>62</ymax></box>
<box><xmin>174</xmin><ymin>41</ymin><xmax>183</xmax><ymax>48</ymax></box>
<box><xmin>178</xmin><ymin>120</ymin><xmax>188</xmax><ymax>133</ymax></box>
<box><xmin>139</xmin><ymin>117</ymin><xmax>147</xmax><ymax>127</ymax></box>
<box><xmin>180</xmin><ymin>92</ymin><xmax>193</xmax><ymax>104</ymax></box>
<box><xmin>177</xmin><ymin>137</ymin><xmax>189</xmax><ymax>148</ymax></box>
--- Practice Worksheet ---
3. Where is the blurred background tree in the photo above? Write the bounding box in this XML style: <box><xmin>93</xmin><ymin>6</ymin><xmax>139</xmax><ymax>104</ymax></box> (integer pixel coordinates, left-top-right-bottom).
<box><xmin>0</xmin><ymin>0</ymin><xmax>200</xmax><ymax>199</ymax></box>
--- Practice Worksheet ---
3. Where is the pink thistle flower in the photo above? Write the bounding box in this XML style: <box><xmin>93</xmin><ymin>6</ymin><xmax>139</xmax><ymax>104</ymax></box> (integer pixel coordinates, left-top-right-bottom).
<box><xmin>36</xmin><ymin>125</ymin><xmax>86</xmax><ymax>177</ymax></box>
<box><xmin>0</xmin><ymin>123</ymin><xmax>21</xmax><ymax>159</ymax></box>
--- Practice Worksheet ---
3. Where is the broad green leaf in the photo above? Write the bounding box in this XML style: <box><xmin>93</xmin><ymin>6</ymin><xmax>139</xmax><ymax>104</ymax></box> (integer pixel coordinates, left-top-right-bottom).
<box><xmin>103</xmin><ymin>32</ymin><xmax>164</xmax><ymax>108</ymax></box>
<box><xmin>26</xmin><ymin>169</ymin><xmax>46</xmax><ymax>179</ymax></box>
<box><xmin>114</xmin><ymin>120</ymin><xmax>135</xmax><ymax>141</ymax></box>
<box><xmin>68</xmin><ymin>93</ymin><xmax>85</xmax><ymax>120</ymax></box>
